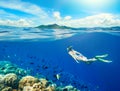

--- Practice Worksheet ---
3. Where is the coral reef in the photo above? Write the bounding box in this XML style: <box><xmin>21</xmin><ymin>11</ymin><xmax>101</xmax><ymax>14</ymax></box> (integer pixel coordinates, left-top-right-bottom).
<box><xmin>1</xmin><ymin>86</ymin><xmax>12</xmax><ymax>91</ymax></box>
<box><xmin>18</xmin><ymin>76</ymin><xmax>57</xmax><ymax>91</ymax></box>
<box><xmin>3</xmin><ymin>73</ymin><xmax>18</xmax><ymax>89</ymax></box>
<box><xmin>18</xmin><ymin>76</ymin><xmax>39</xmax><ymax>91</ymax></box>
<box><xmin>0</xmin><ymin>61</ymin><xmax>28</xmax><ymax>78</ymax></box>
<box><xmin>0</xmin><ymin>61</ymin><xmax>89</xmax><ymax>91</ymax></box>
<box><xmin>0</xmin><ymin>73</ymin><xmax>80</xmax><ymax>91</ymax></box>
<box><xmin>0</xmin><ymin>73</ymin><xmax>18</xmax><ymax>91</ymax></box>
<box><xmin>56</xmin><ymin>85</ymin><xmax>79</xmax><ymax>91</ymax></box>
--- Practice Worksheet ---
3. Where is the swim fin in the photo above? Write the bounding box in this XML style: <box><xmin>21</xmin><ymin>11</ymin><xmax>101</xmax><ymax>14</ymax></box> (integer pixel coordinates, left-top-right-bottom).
<box><xmin>97</xmin><ymin>58</ymin><xmax>112</xmax><ymax>63</ymax></box>
<box><xmin>95</xmin><ymin>54</ymin><xmax>108</xmax><ymax>58</ymax></box>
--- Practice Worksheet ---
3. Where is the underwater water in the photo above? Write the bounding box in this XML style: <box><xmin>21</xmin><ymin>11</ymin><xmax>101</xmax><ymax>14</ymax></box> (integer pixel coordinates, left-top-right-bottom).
<box><xmin>0</xmin><ymin>27</ymin><xmax>120</xmax><ymax>91</ymax></box>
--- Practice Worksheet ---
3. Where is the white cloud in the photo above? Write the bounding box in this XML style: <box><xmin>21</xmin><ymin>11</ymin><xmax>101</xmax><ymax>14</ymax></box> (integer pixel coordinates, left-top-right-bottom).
<box><xmin>0</xmin><ymin>0</ymin><xmax>48</xmax><ymax>18</ymax></box>
<box><xmin>0</xmin><ymin>9</ymin><xmax>17</xmax><ymax>19</ymax></box>
<box><xmin>64</xmin><ymin>16</ymin><xmax>72</xmax><ymax>20</ymax></box>
<box><xmin>0</xmin><ymin>19</ymin><xmax>33</xmax><ymax>27</ymax></box>
<box><xmin>53</xmin><ymin>11</ymin><xmax>72</xmax><ymax>21</ymax></box>
<box><xmin>0</xmin><ymin>0</ymin><xmax>119</xmax><ymax>28</ymax></box>
<box><xmin>0</xmin><ymin>0</ymin><xmax>51</xmax><ymax>27</ymax></box>
<box><xmin>57</xmin><ymin>13</ymin><xmax>120</xmax><ymax>27</ymax></box>
<box><xmin>53</xmin><ymin>11</ymin><xmax>61</xmax><ymax>20</ymax></box>
<box><xmin>0</xmin><ymin>9</ymin><xmax>35</xmax><ymax>27</ymax></box>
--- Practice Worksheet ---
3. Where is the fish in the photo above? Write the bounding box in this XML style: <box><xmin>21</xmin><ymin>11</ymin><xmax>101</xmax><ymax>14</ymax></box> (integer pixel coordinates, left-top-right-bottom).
<box><xmin>30</xmin><ymin>62</ymin><xmax>34</xmax><ymax>65</ymax></box>
<box><xmin>55</xmin><ymin>73</ymin><xmax>61</xmax><ymax>80</ymax></box>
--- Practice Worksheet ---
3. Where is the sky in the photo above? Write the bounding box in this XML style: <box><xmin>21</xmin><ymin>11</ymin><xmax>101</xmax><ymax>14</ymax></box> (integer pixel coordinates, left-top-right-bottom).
<box><xmin>0</xmin><ymin>0</ymin><xmax>120</xmax><ymax>27</ymax></box>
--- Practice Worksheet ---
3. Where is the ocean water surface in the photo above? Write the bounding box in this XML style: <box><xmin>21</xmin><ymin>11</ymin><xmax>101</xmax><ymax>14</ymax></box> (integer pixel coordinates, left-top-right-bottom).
<box><xmin>0</xmin><ymin>26</ymin><xmax>120</xmax><ymax>91</ymax></box>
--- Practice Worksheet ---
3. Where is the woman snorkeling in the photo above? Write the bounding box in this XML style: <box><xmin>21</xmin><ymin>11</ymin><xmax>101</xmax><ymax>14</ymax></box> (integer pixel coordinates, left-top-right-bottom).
<box><xmin>67</xmin><ymin>46</ymin><xmax>112</xmax><ymax>64</ymax></box>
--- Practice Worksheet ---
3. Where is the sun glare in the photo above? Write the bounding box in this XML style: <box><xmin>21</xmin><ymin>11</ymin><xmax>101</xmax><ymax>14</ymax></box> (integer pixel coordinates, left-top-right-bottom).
<box><xmin>71</xmin><ymin>0</ymin><xmax>115</xmax><ymax>11</ymax></box>
<box><xmin>81</xmin><ymin>0</ymin><xmax>112</xmax><ymax>9</ymax></box>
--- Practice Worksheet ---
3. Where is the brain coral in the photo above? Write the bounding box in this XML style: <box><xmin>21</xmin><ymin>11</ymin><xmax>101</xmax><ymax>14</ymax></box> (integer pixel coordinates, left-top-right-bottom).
<box><xmin>1</xmin><ymin>86</ymin><xmax>12</xmax><ymax>91</ymax></box>
<box><xmin>18</xmin><ymin>76</ymin><xmax>39</xmax><ymax>91</ymax></box>
<box><xmin>3</xmin><ymin>73</ymin><xmax>18</xmax><ymax>89</ymax></box>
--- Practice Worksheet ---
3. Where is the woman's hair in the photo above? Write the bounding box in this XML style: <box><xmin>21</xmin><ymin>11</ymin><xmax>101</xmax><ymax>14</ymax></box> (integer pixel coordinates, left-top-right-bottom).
<box><xmin>67</xmin><ymin>46</ymin><xmax>73</xmax><ymax>51</ymax></box>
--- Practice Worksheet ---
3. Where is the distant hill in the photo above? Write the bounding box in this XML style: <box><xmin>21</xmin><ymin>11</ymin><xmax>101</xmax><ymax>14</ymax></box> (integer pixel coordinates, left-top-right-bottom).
<box><xmin>83</xmin><ymin>26</ymin><xmax>120</xmax><ymax>31</ymax></box>
<box><xmin>36</xmin><ymin>24</ymin><xmax>120</xmax><ymax>31</ymax></box>
<box><xmin>36</xmin><ymin>24</ymin><xmax>72</xmax><ymax>29</ymax></box>
<box><xmin>0</xmin><ymin>24</ymin><xmax>120</xmax><ymax>31</ymax></box>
